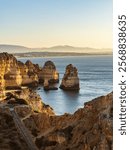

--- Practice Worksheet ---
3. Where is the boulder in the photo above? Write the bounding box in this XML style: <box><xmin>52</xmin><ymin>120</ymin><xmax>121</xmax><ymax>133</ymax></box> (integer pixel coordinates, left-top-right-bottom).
<box><xmin>60</xmin><ymin>64</ymin><xmax>80</xmax><ymax>90</ymax></box>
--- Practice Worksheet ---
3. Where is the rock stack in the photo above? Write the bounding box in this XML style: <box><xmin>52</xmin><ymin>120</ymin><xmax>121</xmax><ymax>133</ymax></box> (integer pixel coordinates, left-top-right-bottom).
<box><xmin>60</xmin><ymin>64</ymin><xmax>80</xmax><ymax>90</ymax></box>
<box><xmin>0</xmin><ymin>53</ymin><xmax>80</xmax><ymax>92</ymax></box>
<box><xmin>38</xmin><ymin>61</ymin><xmax>59</xmax><ymax>90</ymax></box>
<box><xmin>42</xmin><ymin>61</ymin><xmax>59</xmax><ymax>83</ymax></box>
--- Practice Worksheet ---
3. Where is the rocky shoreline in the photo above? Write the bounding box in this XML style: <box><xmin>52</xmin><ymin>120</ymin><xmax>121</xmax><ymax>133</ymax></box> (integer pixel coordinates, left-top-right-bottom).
<box><xmin>0</xmin><ymin>89</ymin><xmax>113</xmax><ymax>150</ymax></box>
<box><xmin>0</xmin><ymin>52</ymin><xmax>112</xmax><ymax>150</ymax></box>
<box><xmin>0</xmin><ymin>52</ymin><xmax>80</xmax><ymax>95</ymax></box>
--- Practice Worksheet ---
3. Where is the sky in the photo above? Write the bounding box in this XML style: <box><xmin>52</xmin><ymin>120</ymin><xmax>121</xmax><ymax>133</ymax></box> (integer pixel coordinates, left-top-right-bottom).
<box><xmin>0</xmin><ymin>0</ymin><xmax>112</xmax><ymax>49</ymax></box>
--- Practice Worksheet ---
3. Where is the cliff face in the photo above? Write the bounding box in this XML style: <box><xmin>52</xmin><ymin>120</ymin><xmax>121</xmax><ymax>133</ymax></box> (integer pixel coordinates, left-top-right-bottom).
<box><xmin>23</xmin><ymin>92</ymin><xmax>113</xmax><ymax>150</ymax></box>
<box><xmin>0</xmin><ymin>53</ymin><xmax>22</xmax><ymax>89</ymax></box>
<box><xmin>0</xmin><ymin>53</ymin><xmax>39</xmax><ymax>89</ymax></box>
<box><xmin>60</xmin><ymin>64</ymin><xmax>80</xmax><ymax>90</ymax></box>
<box><xmin>0</xmin><ymin>53</ymin><xmax>59</xmax><ymax>90</ymax></box>
<box><xmin>0</xmin><ymin>88</ymin><xmax>112</xmax><ymax>150</ymax></box>
<box><xmin>18</xmin><ymin>61</ymin><xmax>39</xmax><ymax>87</ymax></box>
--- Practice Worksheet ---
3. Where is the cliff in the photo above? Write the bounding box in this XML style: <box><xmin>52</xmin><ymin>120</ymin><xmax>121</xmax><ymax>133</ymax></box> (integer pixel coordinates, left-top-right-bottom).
<box><xmin>0</xmin><ymin>52</ymin><xmax>112</xmax><ymax>149</ymax></box>
<box><xmin>23</xmin><ymin>92</ymin><xmax>113</xmax><ymax>150</ymax></box>
<box><xmin>0</xmin><ymin>53</ymin><xmax>22</xmax><ymax>89</ymax></box>
<box><xmin>0</xmin><ymin>91</ymin><xmax>112</xmax><ymax>150</ymax></box>
<box><xmin>0</xmin><ymin>53</ymin><xmax>59</xmax><ymax>91</ymax></box>
<box><xmin>0</xmin><ymin>53</ymin><xmax>39</xmax><ymax>89</ymax></box>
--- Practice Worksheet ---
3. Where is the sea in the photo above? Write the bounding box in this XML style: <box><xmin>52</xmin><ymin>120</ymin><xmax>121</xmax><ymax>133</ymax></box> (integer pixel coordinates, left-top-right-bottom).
<box><xmin>18</xmin><ymin>55</ymin><xmax>113</xmax><ymax>115</ymax></box>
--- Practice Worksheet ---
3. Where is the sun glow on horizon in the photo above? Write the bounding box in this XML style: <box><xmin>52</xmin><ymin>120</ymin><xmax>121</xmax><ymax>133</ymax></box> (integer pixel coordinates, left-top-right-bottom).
<box><xmin>0</xmin><ymin>0</ymin><xmax>112</xmax><ymax>49</ymax></box>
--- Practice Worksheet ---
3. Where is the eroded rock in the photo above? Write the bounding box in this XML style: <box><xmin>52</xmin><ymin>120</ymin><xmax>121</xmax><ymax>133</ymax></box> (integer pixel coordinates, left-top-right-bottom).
<box><xmin>21</xmin><ymin>92</ymin><xmax>113</xmax><ymax>150</ymax></box>
<box><xmin>60</xmin><ymin>64</ymin><xmax>80</xmax><ymax>90</ymax></box>
<box><xmin>0</xmin><ymin>53</ymin><xmax>39</xmax><ymax>90</ymax></box>
<box><xmin>38</xmin><ymin>61</ymin><xmax>59</xmax><ymax>84</ymax></box>
<box><xmin>0</xmin><ymin>53</ymin><xmax>22</xmax><ymax>89</ymax></box>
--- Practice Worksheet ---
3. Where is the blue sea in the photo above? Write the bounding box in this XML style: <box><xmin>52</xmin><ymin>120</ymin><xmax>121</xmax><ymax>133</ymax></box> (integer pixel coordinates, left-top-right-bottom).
<box><xmin>18</xmin><ymin>55</ymin><xmax>113</xmax><ymax>115</ymax></box>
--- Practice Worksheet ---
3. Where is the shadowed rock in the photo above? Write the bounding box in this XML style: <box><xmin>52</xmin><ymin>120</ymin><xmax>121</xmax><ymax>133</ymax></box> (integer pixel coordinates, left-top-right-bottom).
<box><xmin>23</xmin><ymin>92</ymin><xmax>113</xmax><ymax>150</ymax></box>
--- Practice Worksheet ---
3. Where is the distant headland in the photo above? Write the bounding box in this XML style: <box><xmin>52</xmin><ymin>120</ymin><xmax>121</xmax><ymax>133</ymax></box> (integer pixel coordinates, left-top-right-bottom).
<box><xmin>0</xmin><ymin>44</ymin><xmax>112</xmax><ymax>57</ymax></box>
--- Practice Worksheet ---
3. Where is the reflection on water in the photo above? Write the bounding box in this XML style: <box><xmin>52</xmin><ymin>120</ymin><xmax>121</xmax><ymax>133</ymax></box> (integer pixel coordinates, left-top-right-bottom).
<box><xmin>36</xmin><ymin>86</ymin><xmax>80</xmax><ymax>115</ymax></box>
<box><xmin>61</xmin><ymin>90</ymin><xmax>80</xmax><ymax>100</ymax></box>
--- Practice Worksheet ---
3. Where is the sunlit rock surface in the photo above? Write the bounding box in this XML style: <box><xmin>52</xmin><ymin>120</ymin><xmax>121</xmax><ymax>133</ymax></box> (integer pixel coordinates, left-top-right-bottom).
<box><xmin>38</xmin><ymin>61</ymin><xmax>59</xmax><ymax>84</ymax></box>
<box><xmin>60</xmin><ymin>64</ymin><xmax>80</xmax><ymax>90</ymax></box>
<box><xmin>23</xmin><ymin>92</ymin><xmax>113</xmax><ymax>150</ymax></box>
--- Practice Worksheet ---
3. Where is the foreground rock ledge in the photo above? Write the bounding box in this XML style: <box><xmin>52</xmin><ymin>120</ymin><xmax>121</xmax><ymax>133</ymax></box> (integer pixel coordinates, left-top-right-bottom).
<box><xmin>0</xmin><ymin>91</ymin><xmax>112</xmax><ymax>150</ymax></box>
<box><xmin>24</xmin><ymin>92</ymin><xmax>113</xmax><ymax>150</ymax></box>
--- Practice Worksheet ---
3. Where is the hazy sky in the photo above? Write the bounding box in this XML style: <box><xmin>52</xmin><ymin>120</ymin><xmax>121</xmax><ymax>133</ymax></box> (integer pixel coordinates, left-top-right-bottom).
<box><xmin>0</xmin><ymin>0</ymin><xmax>112</xmax><ymax>48</ymax></box>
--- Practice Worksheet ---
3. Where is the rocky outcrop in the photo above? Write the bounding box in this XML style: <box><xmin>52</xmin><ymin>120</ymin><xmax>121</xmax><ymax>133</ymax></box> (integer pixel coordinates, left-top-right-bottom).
<box><xmin>37</xmin><ymin>61</ymin><xmax>59</xmax><ymax>90</ymax></box>
<box><xmin>0</xmin><ymin>107</ymin><xmax>29</xmax><ymax>150</ymax></box>
<box><xmin>0</xmin><ymin>88</ymin><xmax>113</xmax><ymax>149</ymax></box>
<box><xmin>60</xmin><ymin>64</ymin><xmax>80</xmax><ymax>90</ymax></box>
<box><xmin>0</xmin><ymin>53</ymin><xmax>39</xmax><ymax>90</ymax></box>
<box><xmin>38</xmin><ymin>61</ymin><xmax>59</xmax><ymax>84</ymax></box>
<box><xmin>21</xmin><ymin>92</ymin><xmax>113</xmax><ymax>150</ymax></box>
<box><xmin>0</xmin><ymin>53</ymin><xmax>59</xmax><ymax>90</ymax></box>
<box><xmin>0</xmin><ymin>53</ymin><xmax>22</xmax><ymax>89</ymax></box>
<box><xmin>6</xmin><ymin>88</ymin><xmax>55</xmax><ymax>116</ymax></box>
<box><xmin>17</xmin><ymin>61</ymin><xmax>39</xmax><ymax>87</ymax></box>
<box><xmin>25</xmin><ymin>60</ymin><xmax>41</xmax><ymax>74</ymax></box>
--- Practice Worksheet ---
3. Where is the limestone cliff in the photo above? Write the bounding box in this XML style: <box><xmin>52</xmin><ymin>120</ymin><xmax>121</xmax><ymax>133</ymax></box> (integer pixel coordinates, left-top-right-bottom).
<box><xmin>22</xmin><ymin>92</ymin><xmax>113</xmax><ymax>150</ymax></box>
<box><xmin>0</xmin><ymin>53</ymin><xmax>40</xmax><ymax>89</ymax></box>
<box><xmin>60</xmin><ymin>64</ymin><xmax>80</xmax><ymax>90</ymax></box>
<box><xmin>0</xmin><ymin>90</ymin><xmax>112</xmax><ymax>150</ymax></box>
<box><xmin>0</xmin><ymin>53</ymin><xmax>59</xmax><ymax>91</ymax></box>
<box><xmin>17</xmin><ymin>61</ymin><xmax>38</xmax><ymax>87</ymax></box>
<box><xmin>0</xmin><ymin>53</ymin><xmax>22</xmax><ymax>89</ymax></box>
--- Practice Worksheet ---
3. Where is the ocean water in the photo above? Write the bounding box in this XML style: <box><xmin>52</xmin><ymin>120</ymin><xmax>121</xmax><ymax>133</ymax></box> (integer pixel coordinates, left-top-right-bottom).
<box><xmin>18</xmin><ymin>55</ymin><xmax>113</xmax><ymax>115</ymax></box>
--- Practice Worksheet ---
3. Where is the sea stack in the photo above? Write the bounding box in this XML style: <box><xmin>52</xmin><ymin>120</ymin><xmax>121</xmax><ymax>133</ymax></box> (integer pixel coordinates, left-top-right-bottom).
<box><xmin>43</xmin><ymin>61</ymin><xmax>59</xmax><ymax>83</ymax></box>
<box><xmin>39</xmin><ymin>61</ymin><xmax>59</xmax><ymax>84</ymax></box>
<box><xmin>60</xmin><ymin>64</ymin><xmax>80</xmax><ymax>90</ymax></box>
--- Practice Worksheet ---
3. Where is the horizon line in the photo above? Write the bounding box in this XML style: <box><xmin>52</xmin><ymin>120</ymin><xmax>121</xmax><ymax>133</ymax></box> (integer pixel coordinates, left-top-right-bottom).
<box><xmin>0</xmin><ymin>44</ymin><xmax>112</xmax><ymax>50</ymax></box>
